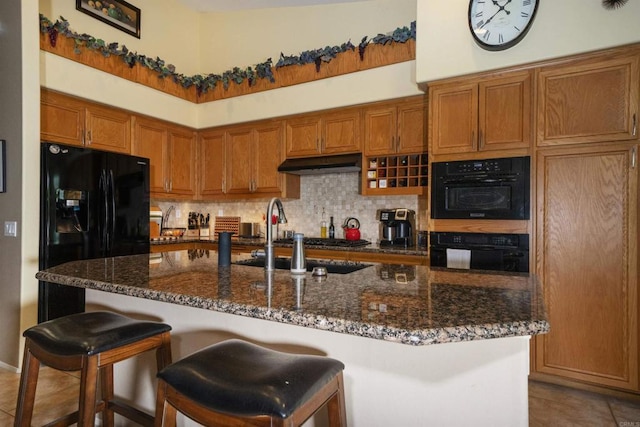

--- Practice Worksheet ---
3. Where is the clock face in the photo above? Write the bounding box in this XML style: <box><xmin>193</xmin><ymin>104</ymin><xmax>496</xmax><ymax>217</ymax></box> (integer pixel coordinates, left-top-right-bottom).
<box><xmin>468</xmin><ymin>0</ymin><xmax>539</xmax><ymax>51</ymax></box>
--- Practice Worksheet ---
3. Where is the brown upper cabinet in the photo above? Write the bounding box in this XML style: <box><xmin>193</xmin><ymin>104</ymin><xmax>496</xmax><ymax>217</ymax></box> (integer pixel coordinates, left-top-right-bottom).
<box><xmin>429</xmin><ymin>71</ymin><xmax>532</xmax><ymax>155</ymax></box>
<box><xmin>198</xmin><ymin>129</ymin><xmax>226</xmax><ymax>199</ymax></box>
<box><xmin>364</xmin><ymin>97</ymin><xmax>427</xmax><ymax>156</ymax></box>
<box><xmin>537</xmin><ymin>51</ymin><xmax>639</xmax><ymax>146</ymax></box>
<box><xmin>199</xmin><ymin>121</ymin><xmax>299</xmax><ymax>200</ymax></box>
<box><xmin>132</xmin><ymin>116</ymin><xmax>196</xmax><ymax>199</ymax></box>
<box><xmin>226</xmin><ymin>121</ymin><xmax>289</xmax><ymax>196</ymax></box>
<box><xmin>41</xmin><ymin>89</ymin><xmax>131</xmax><ymax>154</ymax></box>
<box><xmin>285</xmin><ymin>108</ymin><xmax>361</xmax><ymax>158</ymax></box>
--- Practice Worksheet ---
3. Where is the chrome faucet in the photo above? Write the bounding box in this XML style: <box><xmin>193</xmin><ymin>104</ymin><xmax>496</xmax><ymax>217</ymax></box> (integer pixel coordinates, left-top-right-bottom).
<box><xmin>265</xmin><ymin>197</ymin><xmax>287</xmax><ymax>271</ymax></box>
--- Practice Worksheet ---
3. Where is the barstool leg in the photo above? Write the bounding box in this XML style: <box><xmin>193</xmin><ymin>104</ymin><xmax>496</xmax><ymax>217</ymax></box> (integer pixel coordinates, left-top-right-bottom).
<box><xmin>14</xmin><ymin>342</ymin><xmax>40</xmax><ymax>427</ymax></box>
<box><xmin>327</xmin><ymin>372</ymin><xmax>347</xmax><ymax>427</ymax></box>
<box><xmin>155</xmin><ymin>332</ymin><xmax>173</xmax><ymax>370</ymax></box>
<box><xmin>78</xmin><ymin>355</ymin><xmax>100</xmax><ymax>426</ymax></box>
<box><xmin>99</xmin><ymin>365</ymin><xmax>115</xmax><ymax>427</ymax></box>
<box><xmin>154</xmin><ymin>379</ymin><xmax>178</xmax><ymax>427</ymax></box>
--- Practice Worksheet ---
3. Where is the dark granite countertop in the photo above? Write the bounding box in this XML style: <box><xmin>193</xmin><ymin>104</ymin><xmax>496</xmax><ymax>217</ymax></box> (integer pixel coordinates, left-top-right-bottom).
<box><xmin>36</xmin><ymin>251</ymin><xmax>548</xmax><ymax>346</ymax></box>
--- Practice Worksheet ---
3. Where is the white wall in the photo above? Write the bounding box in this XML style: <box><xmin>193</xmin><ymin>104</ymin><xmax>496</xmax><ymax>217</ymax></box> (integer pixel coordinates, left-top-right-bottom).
<box><xmin>198</xmin><ymin>0</ymin><xmax>415</xmax><ymax>73</ymax></box>
<box><xmin>39</xmin><ymin>0</ymin><xmax>203</xmax><ymax>75</ymax></box>
<box><xmin>416</xmin><ymin>0</ymin><xmax>640</xmax><ymax>83</ymax></box>
<box><xmin>19</xmin><ymin>1</ymin><xmax>43</xmax><ymax>368</ymax></box>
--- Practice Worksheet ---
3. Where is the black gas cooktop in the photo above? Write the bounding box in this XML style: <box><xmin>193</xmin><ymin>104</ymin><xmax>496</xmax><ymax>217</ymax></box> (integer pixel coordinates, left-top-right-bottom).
<box><xmin>274</xmin><ymin>238</ymin><xmax>371</xmax><ymax>248</ymax></box>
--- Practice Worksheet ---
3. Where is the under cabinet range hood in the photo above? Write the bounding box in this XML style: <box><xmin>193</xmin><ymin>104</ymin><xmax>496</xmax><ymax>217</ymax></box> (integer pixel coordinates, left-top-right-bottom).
<box><xmin>277</xmin><ymin>153</ymin><xmax>362</xmax><ymax>175</ymax></box>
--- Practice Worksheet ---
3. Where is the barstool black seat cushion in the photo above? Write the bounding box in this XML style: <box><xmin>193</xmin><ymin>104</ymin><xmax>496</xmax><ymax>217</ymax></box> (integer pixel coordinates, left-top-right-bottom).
<box><xmin>24</xmin><ymin>311</ymin><xmax>172</xmax><ymax>356</ymax></box>
<box><xmin>158</xmin><ymin>339</ymin><xmax>345</xmax><ymax>419</ymax></box>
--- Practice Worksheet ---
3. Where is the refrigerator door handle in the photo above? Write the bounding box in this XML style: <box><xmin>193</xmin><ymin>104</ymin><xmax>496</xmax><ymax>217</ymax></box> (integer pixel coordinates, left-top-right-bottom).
<box><xmin>108</xmin><ymin>169</ymin><xmax>116</xmax><ymax>254</ymax></box>
<box><xmin>99</xmin><ymin>169</ymin><xmax>109</xmax><ymax>254</ymax></box>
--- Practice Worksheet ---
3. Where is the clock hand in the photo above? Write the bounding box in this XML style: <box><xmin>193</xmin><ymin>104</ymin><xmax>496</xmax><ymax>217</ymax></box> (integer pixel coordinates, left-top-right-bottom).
<box><xmin>480</xmin><ymin>8</ymin><xmax>503</xmax><ymax>28</ymax></box>
<box><xmin>480</xmin><ymin>0</ymin><xmax>513</xmax><ymax>29</ymax></box>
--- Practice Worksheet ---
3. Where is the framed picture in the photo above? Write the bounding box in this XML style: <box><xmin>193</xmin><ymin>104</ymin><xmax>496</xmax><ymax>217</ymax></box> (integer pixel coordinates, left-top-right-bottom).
<box><xmin>76</xmin><ymin>0</ymin><xmax>141</xmax><ymax>38</ymax></box>
<box><xmin>0</xmin><ymin>140</ymin><xmax>5</xmax><ymax>193</ymax></box>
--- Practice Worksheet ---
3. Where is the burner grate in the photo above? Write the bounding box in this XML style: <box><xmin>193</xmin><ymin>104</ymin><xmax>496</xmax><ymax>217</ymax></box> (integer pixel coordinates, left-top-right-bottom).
<box><xmin>274</xmin><ymin>238</ymin><xmax>371</xmax><ymax>248</ymax></box>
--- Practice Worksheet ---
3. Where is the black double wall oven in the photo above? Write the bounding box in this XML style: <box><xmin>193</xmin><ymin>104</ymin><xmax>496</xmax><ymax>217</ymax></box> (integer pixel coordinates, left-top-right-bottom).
<box><xmin>430</xmin><ymin>156</ymin><xmax>531</xmax><ymax>273</ymax></box>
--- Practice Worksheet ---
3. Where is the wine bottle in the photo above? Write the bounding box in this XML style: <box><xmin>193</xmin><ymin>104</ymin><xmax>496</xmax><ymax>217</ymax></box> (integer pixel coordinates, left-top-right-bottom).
<box><xmin>329</xmin><ymin>216</ymin><xmax>335</xmax><ymax>239</ymax></box>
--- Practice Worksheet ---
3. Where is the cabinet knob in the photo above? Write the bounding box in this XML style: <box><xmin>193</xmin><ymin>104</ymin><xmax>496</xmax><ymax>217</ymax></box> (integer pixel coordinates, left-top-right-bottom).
<box><xmin>633</xmin><ymin>113</ymin><xmax>637</xmax><ymax>137</ymax></box>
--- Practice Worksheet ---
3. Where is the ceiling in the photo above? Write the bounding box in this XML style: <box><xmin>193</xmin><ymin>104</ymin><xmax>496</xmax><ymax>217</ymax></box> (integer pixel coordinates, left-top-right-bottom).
<box><xmin>177</xmin><ymin>0</ymin><xmax>369</xmax><ymax>12</ymax></box>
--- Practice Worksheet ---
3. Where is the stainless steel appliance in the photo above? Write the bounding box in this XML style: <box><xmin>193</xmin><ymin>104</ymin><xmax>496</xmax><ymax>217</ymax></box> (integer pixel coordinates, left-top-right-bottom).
<box><xmin>377</xmin><ymin>208</ymin><xmax>415</xmax><ymax>248</ymax></box>
<box><xmin>431</xmin><ymin>156</ymin><xmax>530</xmax><ymax>220</ymax></box>
<box><xmin>39</xmin><ymin>142</ymin><xmax>150</xmax><ymax>322</ymax></box>
<box><xmin>429</xmin><ymin>232</ymin><xmax>529</xmax><ymax>272</ymax></box>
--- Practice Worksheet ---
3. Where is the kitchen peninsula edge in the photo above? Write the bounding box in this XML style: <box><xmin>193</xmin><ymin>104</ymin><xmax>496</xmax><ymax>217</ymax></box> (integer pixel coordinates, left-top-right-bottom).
<box><xmin>36</xmin><ymin>251</ymin><xmax>548</xmax><ymax>426</ymax></box>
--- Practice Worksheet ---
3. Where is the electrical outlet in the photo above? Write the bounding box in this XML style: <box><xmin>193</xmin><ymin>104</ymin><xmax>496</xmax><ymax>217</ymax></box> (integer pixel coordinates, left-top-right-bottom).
<box><xmin>175</xmin><ymin>209</ymin><xmax>181</xmax><ymax>218</ymax></box>
<box><xmin>4</xmin><ymin>221</ymin><xmax>17</xmax><ymax>237</ymax></box>
<box><xmin>218</xmin><ymin>209</ymin><xmax>224</xmax><ymax>216</ymax></box>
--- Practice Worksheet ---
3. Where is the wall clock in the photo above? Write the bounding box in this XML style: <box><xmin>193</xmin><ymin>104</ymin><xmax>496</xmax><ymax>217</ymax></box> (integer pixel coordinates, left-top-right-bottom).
<box><xmin>468</xmin><ymin>0</ymin><xmax>540</xmax><ymax>51</ymax></box>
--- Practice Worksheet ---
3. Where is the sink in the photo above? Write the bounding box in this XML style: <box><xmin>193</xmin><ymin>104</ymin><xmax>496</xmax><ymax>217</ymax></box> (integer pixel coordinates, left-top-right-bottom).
<box><xmin>234</xmin><ymin>257</ymin><xmax>371</xmax><ymax>274</ymax></box>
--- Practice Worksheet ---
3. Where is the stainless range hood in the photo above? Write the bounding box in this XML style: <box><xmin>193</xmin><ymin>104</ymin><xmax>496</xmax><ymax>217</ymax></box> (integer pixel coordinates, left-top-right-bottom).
<box><xmin>277</xmin><ymin>153</ymin><xmax>362</xmax><ymax>175</ymax></box>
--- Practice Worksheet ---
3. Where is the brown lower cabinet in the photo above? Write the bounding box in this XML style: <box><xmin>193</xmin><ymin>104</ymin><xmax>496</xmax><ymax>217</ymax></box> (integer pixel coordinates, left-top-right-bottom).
<box><xmin>151</xmin><ymin>242</ymin><xmax>427</xmax><ymax>265</ymax></box>
<box><xmin>533</xmin><ymin>142</ymin><xmax>639</xmax><ymax>392</ymax></box>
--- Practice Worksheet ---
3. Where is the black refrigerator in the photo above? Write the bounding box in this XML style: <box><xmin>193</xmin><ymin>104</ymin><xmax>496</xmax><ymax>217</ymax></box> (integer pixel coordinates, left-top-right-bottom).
<box><xmin>39</xmin><ymin>142</ymin><xmax>150</xmax><ymax>323</ymax></box>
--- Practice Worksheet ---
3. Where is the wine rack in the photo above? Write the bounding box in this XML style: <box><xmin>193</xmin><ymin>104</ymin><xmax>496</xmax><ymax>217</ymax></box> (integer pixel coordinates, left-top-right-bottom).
<box><xmin>363</xmin><ymin>153</ymin><xmax>428</xmax><ymax>195</ymax></box>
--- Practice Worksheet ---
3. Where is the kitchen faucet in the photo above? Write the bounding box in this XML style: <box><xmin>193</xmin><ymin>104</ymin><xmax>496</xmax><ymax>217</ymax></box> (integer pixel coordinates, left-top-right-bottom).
<box><xmin>265</xmin><ymin>197</ymin><xmax>287</xmax><ymax>271</ymax></box>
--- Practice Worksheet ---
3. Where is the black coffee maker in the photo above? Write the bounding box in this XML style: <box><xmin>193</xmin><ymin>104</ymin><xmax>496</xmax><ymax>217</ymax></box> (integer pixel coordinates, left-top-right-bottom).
<box><xmin>377</xmin><ymin>208</ymin><xmax>415</xmax><ymax>248</ymax></box>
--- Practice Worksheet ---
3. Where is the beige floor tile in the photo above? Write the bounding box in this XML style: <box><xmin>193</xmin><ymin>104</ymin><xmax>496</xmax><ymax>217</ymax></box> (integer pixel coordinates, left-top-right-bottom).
<box><xmin>610</xmin><ymin>397</ymin><xmax>640</xmax><ymax>425</ymax></box>
<box><xmin>529</xmin><ymin>381</ymin><xmax>617</xmax><ymax>427</ymax></box>
<box><xmin>0</xmin><ymin>368</ymin><xmax>21</xmax><ymax>413</ymax></box>
<box><xmin>0</xmin><ymin>409</ymin><xmax>15</xmax><ymax>426</ymax></box>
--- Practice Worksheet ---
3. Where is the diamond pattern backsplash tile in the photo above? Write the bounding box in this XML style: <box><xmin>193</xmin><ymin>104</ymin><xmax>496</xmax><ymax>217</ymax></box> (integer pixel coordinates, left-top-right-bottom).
<box><xmin>155</xmin><ymin>173</ymin><xmax>424</xmax><ymax>244</ymax></box>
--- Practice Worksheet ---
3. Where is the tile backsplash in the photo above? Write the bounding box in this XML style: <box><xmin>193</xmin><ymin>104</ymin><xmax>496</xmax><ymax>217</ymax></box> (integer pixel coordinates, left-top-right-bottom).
<box><xmin>155</xmin><ymin>173</ymin><xmax>426</xmax><ymax>243</ymax></box>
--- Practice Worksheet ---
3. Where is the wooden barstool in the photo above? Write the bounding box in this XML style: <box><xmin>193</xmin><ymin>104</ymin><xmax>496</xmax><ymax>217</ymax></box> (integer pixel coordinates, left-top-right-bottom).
<box><xmin>15</xmin><ymin>311</ymin><xmax>172</xmax><ymax>427</ymax></box>
<box><xmin>155</xmin><ymin>339</ymin><xmax>347</xmax><ymax>427</ymax></box>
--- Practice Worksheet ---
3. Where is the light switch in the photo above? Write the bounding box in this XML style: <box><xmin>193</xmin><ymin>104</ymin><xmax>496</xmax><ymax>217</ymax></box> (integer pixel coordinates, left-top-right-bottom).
<box><xmin>4</xmin><ymin>221</ymin><xmax>17</xmax><ymax>237</ymax></box>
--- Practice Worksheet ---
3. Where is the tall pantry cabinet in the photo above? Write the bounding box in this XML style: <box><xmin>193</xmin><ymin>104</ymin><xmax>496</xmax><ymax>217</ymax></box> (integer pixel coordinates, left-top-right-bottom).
<box><xmin>533</xmin><ymin>47</ymin><xmax>640</xmax><ymax>391</ymax></box>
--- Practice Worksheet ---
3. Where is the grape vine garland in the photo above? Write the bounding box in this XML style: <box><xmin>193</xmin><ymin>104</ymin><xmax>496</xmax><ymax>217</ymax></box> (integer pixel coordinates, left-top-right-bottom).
<box><xmin>39</xmin><ymin>14</ymin><xmax>416</xmax><ymax>96</ymax></box>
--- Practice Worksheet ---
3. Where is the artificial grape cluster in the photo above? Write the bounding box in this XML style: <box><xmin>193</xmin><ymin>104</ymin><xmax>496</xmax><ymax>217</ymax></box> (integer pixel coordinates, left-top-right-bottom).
<box><xmin>48</xmin><ymin>28</ymin><xmax>58</xmax><ymax>48</ymax></box>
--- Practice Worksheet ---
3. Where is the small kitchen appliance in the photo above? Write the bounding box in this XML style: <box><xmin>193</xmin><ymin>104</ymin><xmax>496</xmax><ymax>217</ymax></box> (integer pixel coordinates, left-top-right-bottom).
<box><xmin>377</xmin><ymin>208</ymin><xmax>415</xmax><ymax>248</ymax></box>
<box><xmin>431</xmin><ymin>156</ymin><xmax>530</xmax><ymax>220</ymax></box>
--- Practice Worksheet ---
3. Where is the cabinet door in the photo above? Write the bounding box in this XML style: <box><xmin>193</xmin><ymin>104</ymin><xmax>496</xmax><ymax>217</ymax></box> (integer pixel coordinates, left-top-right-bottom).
<box><xmin>479</xmin><ymin>72</ymin><xmax>532</xmax><ymax>151</ymax></box>
<box><xmin>132</xmin><ymin>117</ymin><xmax>168</xmax><ymax>195</ymax></box>
<box><xmin>285</xmin><ymin>116</ymin><xmax>321</xmax><ymax>158</ymax></box>
<box><xmin>198</xmin><ymin>130</ymin><xmax>225</xmax><ymax>199</ymax></box>
<box><xmin>40</xmin><ymin>90</ymin><xmax>85</xmax><ymax>147</ymax></box>
<box><xmin>85</xmin><ymin>104</ymin><xmax>131</xmax><ymax>154</ymax></box>
<box><xmin>225</xmin><ymin>127</ymin><xmax>254</xmax><ymax>194</ymax></box>
<box><xmin>397</xmin><ymin>101</ymin><xmax>427</xmax><ymax>154</ymax></box>
<box><xmin>535</xmin><ymin>143</ymin><xmax>638</xmax><ymax>391</ymax></box>
<box><xmin>537</xmin><ymin>54</ymin><xmax>639</xmax><ymax>146</ymax></box>
<box><xmin>322</xmin><ymin>110</ymin><xmax>361</xmax><ymax>155</ymax></box>
<box><xmin>253</xmin><ymin>122</ymin><xmax>284</xmax><ymax>194</ymax></box>
<box><xmin>167</xmin><ymin>126</ymin><xmax>196</xmax><ymax>197</ymax></box>
<box><xmin>364</xmin><ymin>106</ymin><xmax>396</xmax><ymax>156</ymax></box>
<box><xmin>429</xmin><ymin>83</ymin><xmax>478</xmax><ymax>155</ymax></box>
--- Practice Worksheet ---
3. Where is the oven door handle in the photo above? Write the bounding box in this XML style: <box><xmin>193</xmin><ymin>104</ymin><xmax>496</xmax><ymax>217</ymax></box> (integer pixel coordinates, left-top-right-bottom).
<box><xmin>442</xmin><ymin>177</ymin><xmax>518</xmax><ymax>184</ymax></box>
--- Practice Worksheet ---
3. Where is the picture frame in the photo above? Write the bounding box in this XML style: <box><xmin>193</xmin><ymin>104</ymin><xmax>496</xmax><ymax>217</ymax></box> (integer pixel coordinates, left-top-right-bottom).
<box><xmin>0</xmin><ymin>140</ymin><xmax>5</xmax><ymax>193</ymax></box>
<box><xmin>76</xmin><ymin>0</ymin><xmax>141</xmax><ymax>39</ymax></box>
